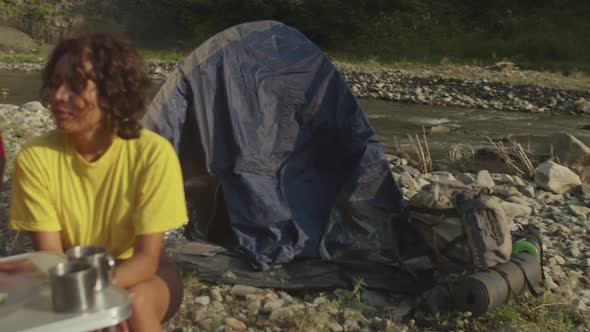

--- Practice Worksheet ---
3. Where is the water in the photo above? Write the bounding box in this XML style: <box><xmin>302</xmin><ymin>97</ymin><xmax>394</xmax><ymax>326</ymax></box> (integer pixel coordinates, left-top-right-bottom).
<box><xmin>2</xmin><ymin>69</ymin><xmax>589</xmax><ymax>158</ymax></box>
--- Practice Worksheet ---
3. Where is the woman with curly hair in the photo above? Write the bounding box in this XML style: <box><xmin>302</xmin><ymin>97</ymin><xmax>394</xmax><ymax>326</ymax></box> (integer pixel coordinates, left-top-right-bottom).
<box><xmin>8</xmin><ymin>32</ymin><xmax>187</xmax><ymax>331</ymax></box>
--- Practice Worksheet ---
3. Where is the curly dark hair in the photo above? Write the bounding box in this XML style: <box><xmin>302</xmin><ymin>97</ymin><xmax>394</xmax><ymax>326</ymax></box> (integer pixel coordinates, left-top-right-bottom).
<box><xmin>41</xmin><ymin>32</ymin><xmax>149</xmax><ymax>139</ymax></box>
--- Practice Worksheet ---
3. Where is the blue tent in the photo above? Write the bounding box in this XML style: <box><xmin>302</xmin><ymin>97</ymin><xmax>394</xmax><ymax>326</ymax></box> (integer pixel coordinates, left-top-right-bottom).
<box><xmin>142</xmin><ymin>21</ymin><xmax>403</xmax><ymax>270</ymax></box>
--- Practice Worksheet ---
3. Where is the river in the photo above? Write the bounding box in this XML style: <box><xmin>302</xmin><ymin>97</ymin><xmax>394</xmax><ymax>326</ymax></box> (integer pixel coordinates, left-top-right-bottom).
<box><xmin>1</xmin><ymin>69</ymin><xmax>589</xmax><ymax>159</ymax></box>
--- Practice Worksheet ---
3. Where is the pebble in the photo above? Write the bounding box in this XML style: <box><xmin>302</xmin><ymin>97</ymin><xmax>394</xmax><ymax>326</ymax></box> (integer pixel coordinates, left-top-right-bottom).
<box><xmin>328</xmin><ymin>322</ymin><xmax>344</xmax><ymax>332</ymax></box>
<box><xmin>195</xmin><ymin>295</ymin><xmax>210</xmax><ymax>306</ymax></box>
<box><xmin>230</xmin><ymin>285</ymin><xmax>262</xmax><ymax>297</ymax></box>
<box><xmin>210</xmin><ymin>288</ymin><xmax>223</xmax><ymax>302</ymax></box>
<box><xmin>225</xmin><ymin>317</ymin><xmax>247</xmax><ymax>331</ymax></box>
<box><xmin>262</xmin><ymin>299</ymin><xmax>284</xmax><ymax>313</ymax></box>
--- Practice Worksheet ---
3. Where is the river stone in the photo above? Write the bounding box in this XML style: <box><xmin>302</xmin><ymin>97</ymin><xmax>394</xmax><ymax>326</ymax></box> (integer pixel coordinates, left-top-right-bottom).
<box><xmin>247</xmin><ymin>299</ymin><xmax>261</xmax><ymax>315</ymax></box>
<box><xmin>327</xmin><ymin>322</ymin><xmax>344</xmax><ymax>332</ymax></box>
<box><xmin>269</xmin><ymin>306</ymin><xmax>295</xmax><ymax>322</ymax></box>
<box><xmin>575</xmin><ymin>98</ymin><xmax>590</xmax><ymax>114</ymax></box>
<box><xmin>225</xmin><ymin>317</ymin><xmax>247</xmax><ymax>331</ymax></box>
<box><xmin>505</xmin><ymin>195</ymin><xmax>530</xmax><ymax>206</ymax></box>
<box><xmin>491</xmin><ymin>173</ymin><xmax>515</xmax><ymax>185</ymax></box>
<box><xmin>263</xmin><ymin>299</ymin><xmax>284</xmax><ymax>313</ymax></box>
<box><xmin>278</xmin><ymin>291</ymin><xmax>293</xmax><ymax>303</ymax></box>
<box><xmin>195</xmin><ymin>296</ymin><xmax>210</xmax><ymax>306</ymax></box>
<box><xmin>512</xmin><ymin>176</ymin><xmax>526</xmax><ymax>186</ymax></box>
<box><xmin>456</xmin><ymin>173</ymin><xmax>476</xmax><ymax>185</ymax></box>
<box><xmin>399</xmin><ymin>172</ymin><xmax>420</xmax><ymax>191</ymax></box>
<box><xmin>343</xmin><ymin>319</ymin><xmax>361</xmax><ymax>332</ymax></box>
<box><xmin>210</xmin><ymin>288</ymin><xmax>223</xmax><ymax>302</ymax></box>
<box><xmin>517</xmin><ymin>184</ymin><xmax>535</xmax><ymax>198</ymax></box>
<box><xmin>501</xmin><ymin>201</ymin><xmax>532</xmax><ymax>220</ymax></box>
<box><xmin>534</xmin><ymin>161</ymin><xmax>581</xmax><ymax>194</ymax></box>
<box><xmin>430</xmin><ymin>125</ymin><xmax>450</xmax><ymax>134</ymax></box>
<box><xmin>401</xmin><ymin>188</ymin><xmax>417</xmax><ymax>199</ymax></box>
<box><xmin>230</xmin><ymin>285</ymin><xmax>262</xmax><ymax>297</ymax></box>
<box><xmin>477</xmin><ymin>170</ymin><xmax>495</xmax><ymax>188</ymax></box>
<box><xmin>0</xmin><ymin>26</ymin><xmax>36</xmax><ymax>52</ymax></box>
<box><xmin>361</xmin><ymin>289</ymin><xmax>392</xmax><ymax>308</ymax></box>
<box><xmin>538</xmin><ymin>133</ymin><xmax>590</xmax><ymax>166</ymax></box>
<box><xmin>569</xmin><ymin>205</ymin><xmax>590</xmax><ymax>218</ymax></box>
<box><xmin>430</xmin><ymin>171</ymin><xmax>456</xmax><ymax>181</ymax></box>
<box><xmin>416</xmin><ymin>178</ymin><xmax>430</xmax><ymax>190</ymax></box>
<box><xmin>19</xmin><ymin>101</ymin><xmax>47</xmax><ymax>113</ymax></box>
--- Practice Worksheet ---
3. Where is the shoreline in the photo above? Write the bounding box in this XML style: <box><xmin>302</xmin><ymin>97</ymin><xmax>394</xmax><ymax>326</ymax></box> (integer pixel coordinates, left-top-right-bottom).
<box><xmin>2</xmin><ymin>59</ymin><xmax>590</xmax><ymax>116</ymax></box>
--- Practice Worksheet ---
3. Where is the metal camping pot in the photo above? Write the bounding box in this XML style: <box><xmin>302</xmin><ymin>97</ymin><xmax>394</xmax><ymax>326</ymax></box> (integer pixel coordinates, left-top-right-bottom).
<box><xmin>49</xmin><ymin>260</ymin><xmax>97</xmax><ymax>313</ymax></box>
<box><xmin>65</xmin><ymin>245</ymin><xmax>116</xmax><ymax>291</ymax></box>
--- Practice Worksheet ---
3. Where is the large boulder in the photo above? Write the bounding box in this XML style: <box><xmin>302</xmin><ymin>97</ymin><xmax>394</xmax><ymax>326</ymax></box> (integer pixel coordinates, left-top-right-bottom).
<box><xmin>0</xmin><ymin>26</ymin><xmax>36</xmax><ymax>52</ymax></box>
<box><xmin>534</xmin><ymin>161</ymin><xmax>582</xmax><ymax>194</ymax></box>
<box><xmin>538</xmin><ymin>133</ymin><xmax>590</xmax><ymax>167</ymax></box>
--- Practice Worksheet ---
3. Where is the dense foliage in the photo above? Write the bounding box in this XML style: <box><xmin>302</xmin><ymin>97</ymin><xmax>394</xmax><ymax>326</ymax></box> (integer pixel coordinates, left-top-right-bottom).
<box><xmin>162</xmin><ymin>0</ymin><xmax>590</xmax><ymax>70</ymax></box>
<box><xmin>1</xmin><ymin>0</ymin><xmax>589</xmax><ymax>70</ymax></box>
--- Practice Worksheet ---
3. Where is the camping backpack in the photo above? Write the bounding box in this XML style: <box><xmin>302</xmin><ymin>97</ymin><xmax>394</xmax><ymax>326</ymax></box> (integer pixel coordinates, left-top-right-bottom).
<box><xmin>407</xmin><ymin>180</ymin><xmax>512</xmax><ymax>273</ymax></box>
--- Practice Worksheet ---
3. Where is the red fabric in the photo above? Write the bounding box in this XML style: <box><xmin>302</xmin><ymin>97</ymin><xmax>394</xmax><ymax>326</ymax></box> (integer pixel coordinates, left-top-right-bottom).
<box><xmin>0</xmin><ymin>133</ymin><xmax>4</xmax><ymax>159</ymax></box>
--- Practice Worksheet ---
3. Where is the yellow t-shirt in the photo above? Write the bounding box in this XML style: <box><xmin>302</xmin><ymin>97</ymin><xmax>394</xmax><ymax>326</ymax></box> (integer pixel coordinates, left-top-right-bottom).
<box><xmin>8</xmin><ymin>129</ymin><xmax>188</xmax><ymax>259</ymax></box>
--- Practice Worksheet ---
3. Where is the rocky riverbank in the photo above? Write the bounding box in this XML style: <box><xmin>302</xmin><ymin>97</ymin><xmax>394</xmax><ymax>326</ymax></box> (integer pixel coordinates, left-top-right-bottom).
<box><xmin>1</xmin><ymin>101</ymin><xmax>590</xmax><ymax>331</ymax></box>
<box><xmin>2</xmin><ymin>59</ymin><xmax>590</xmax><ymax>116</ymax></box>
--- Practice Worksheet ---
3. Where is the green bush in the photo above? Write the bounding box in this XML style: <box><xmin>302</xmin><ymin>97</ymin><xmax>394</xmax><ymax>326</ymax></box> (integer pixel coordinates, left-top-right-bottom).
<box><xmin>160</xmin><ymin>0</ymin><xmax>590</xmax><ymax>71</ymax></box>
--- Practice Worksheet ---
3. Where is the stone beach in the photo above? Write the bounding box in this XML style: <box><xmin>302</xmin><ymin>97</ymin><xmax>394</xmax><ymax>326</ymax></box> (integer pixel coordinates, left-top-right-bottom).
<box><xmin>1</xmin><ymin>60</ymin><xmax>590</xmax><ymax>331</ymax></box>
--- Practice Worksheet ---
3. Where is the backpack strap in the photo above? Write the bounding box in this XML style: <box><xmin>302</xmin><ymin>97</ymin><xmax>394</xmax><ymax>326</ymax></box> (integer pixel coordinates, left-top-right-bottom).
<box><xmin>511</xmin><ymin>257</ymin><xmax>543</xmax><ymax>297</ymax></box>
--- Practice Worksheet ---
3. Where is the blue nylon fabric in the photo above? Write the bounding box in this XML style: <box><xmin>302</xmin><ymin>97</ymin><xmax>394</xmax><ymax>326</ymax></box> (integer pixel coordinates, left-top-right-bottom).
<box><xmin>143</xmin><ymin>21</ymin><xmax>403</xmax><ymax>270</ymax></box>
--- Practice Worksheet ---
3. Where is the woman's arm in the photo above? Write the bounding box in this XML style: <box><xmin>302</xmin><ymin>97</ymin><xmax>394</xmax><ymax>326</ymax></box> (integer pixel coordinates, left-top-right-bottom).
<box><xmin>31</xmin><ymin>231</ymin><xmax>64</xmax><ymax>254</ymax></box>
<box><xmin>112</xmin><ymin>233</ymin><xmax>164</xmax><ymax>289</ymax></box>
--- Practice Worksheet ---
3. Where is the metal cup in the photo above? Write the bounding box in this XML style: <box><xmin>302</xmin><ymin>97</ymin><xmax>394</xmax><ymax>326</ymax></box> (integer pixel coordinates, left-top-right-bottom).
<box><xmin>65</xmin><ymin>246</ymin><xmax>116</xmax><ymax>291</ymax></box>
<box><xmin>49</xmin><ymin>260</ymin><xmax>97</xmax><ymax>313</ymax></box>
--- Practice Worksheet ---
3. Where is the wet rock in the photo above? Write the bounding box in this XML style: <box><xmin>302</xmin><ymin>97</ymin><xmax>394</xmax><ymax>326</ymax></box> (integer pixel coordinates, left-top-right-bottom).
<box><xmin>477</xmin><ymin>170</ymin><xmax>495</xmax><ymax>189</ymax></box>
<box><xmin>225</xmin><ymin>317</ymin><xmax>247</xmax><ymax>331</ymax></box>
<box><xmin>534</xmin><ymin>161</ymin><xmax>581</xmax><ymax>194</ymax></box>
<box><xmin>230</xmin><ymin>285</ymin><xmax>262</xmax><ymax>297</ymax></box>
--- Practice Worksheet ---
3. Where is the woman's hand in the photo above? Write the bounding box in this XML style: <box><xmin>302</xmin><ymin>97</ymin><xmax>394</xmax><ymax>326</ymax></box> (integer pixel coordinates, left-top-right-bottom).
<box><xmin>111</xmin><ymin>233</ymin><xmax>164</xmax><ymax>289</ymax></box>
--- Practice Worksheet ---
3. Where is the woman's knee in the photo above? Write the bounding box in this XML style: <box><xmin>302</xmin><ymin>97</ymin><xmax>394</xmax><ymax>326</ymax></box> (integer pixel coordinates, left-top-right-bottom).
<box><xmin>128</xmin><ymin>277</ymin><xmax>170</xmax><ymax>319</ymax></box>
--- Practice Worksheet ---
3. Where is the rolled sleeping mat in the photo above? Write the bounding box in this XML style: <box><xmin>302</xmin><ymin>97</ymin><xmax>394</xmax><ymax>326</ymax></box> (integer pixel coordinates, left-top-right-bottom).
<box><xmin>451</xmin><ymin>253</ymin><xmax>542</xmax><ymax>316</ymax></box>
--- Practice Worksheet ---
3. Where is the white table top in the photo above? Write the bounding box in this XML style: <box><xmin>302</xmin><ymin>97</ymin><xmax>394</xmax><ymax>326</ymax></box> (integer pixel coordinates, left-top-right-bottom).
<box><xmin>0</xmin><ymin>251</ymin><xmax>132</xmax><ymax>332</ymax></box>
